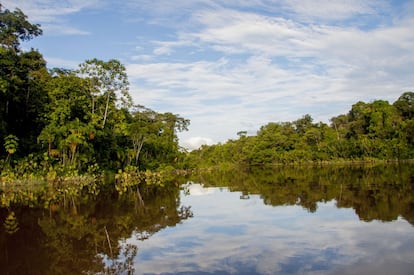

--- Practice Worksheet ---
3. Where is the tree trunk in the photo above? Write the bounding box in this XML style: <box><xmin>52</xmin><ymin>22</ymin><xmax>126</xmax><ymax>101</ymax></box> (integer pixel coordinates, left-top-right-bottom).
<box><xmin>102</xmin><ymin>92</ymin><xmax>110</xmax><ymax>128</ymax></box>
<box><xmin>135</xmin><ymin>137</ymin><xmax>145</xmax><ymax>165</ymax></box>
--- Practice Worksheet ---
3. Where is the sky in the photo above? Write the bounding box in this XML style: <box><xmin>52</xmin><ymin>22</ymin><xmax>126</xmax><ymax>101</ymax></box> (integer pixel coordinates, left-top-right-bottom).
<box><xmin>2</xmin><ymin>0</ymin><xmax>413</xmax><ymax>150</ymax></box>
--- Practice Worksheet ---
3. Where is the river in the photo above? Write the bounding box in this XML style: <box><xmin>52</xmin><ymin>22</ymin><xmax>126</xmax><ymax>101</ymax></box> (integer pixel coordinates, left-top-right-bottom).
<box><xmin>1</xmin><ymin>163</ymin><xmax>414</xmax><ymax>274</ymax></box>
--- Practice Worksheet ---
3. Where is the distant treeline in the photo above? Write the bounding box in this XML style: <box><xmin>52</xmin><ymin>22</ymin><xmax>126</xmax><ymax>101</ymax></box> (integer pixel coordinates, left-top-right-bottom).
<box><xmin>0</xmin><ymin>7</ymin><xmax>189</xmax><ymax>175</ymax></box>
<box><xmin>186</xmin><ymin>92</ymin><xmax>414</xmax><ymax>167</ymax></box>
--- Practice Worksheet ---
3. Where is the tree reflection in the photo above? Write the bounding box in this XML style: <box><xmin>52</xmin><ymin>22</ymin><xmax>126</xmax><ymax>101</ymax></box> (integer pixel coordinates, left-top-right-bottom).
<box><xmin>190</xmin><ymin>163</ymin><xmax>414</xmax><ymax>224</ymax></box>
<box><xmin>1</xmin><ymin>163</ymin><xmax>414</xmax><ymax>274</ymax></box>
<box><xmin>0</xmin><ymin>183</ymin><xmax>193</xmax><ymax>275</ymax></box>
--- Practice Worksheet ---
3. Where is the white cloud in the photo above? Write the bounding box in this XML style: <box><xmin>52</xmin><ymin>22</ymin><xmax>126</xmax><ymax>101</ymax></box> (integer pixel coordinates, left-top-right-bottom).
<box><xmin>280</xmin><ymin>0</ymin><xmax>385</xmax><ymax>22</ymax></box>
<box><xmin>188</xmin><ymin>9</ymin><xmax>313</xmax><ymax>56</ymax></box>
<box><xmin>1</xmin><ymin>0</ymin><xmax>101</xmax><ymax>35</ymax></box>
<box><xmin>127</xmin><ymin>189</ymin><xmax>414</xmax><ymax>274</ymax></box>
<box><xmin>41</xmin><ymin>57</ymin><xmax>80</xmax><ymax>69</ymax></box>
<box><xmin>130</xmin><ymin>55</ymin><xmax>154</xmax><ymax>62</ymax></box>
<box><xmin>42</xmin><ymin>25</ymin><xmax>90</xmax><ymax>36</ymax></box>
<box><xmin>183</xmin><ymin>183</ymin><xmax>216</xmax><ymax>195</ymax></box>
<box><xmin>152</xmin><ymin>38</ymin><xmax>198</xmax><ymax>56</ymax></box>
<box><xmin>181</xmin><ymin>137</ymin><xmax>214</xmax><ymax>151</ymax></box>
<box><xmin>6</xmin><ymin>0</ymin><xmax>413</xmax><ymax>145</ymax></box>
<box><xmin>2</xmin><ymin>0</ymin><xmax>102</xmax><ymax>20</ymax></box>
<box><xmin>125</xmin><ymin>3</ymin><xmax>414</xmax><ymax>145</ymax></box>
<box><xmin>127</xmin><ymin>55</ymin><xmax>341</xmax><ymax>146</ymax></box>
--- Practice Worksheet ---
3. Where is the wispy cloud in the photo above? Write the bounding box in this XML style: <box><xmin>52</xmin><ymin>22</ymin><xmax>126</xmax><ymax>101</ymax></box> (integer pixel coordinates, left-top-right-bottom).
<box><xmin>279</xmin><ymin>0</ymin><xmax>386</xmax><ymax>22</ymax></box>
<box><xmin>124</xmin><ymin>2</ymin><xmax>414</xmax><ymax>147</ymax></box>
<box><xmin>1</xmin><ymin>0</ymin><xmax>101</xmax><ymax>35</ymax></box>
<box><xmin>5</xmin><ymin>0</ymin><xmax>413</xmax><ymax>148</ymax></box>
<box><xmin>42</xmin><ymin>25</ymin><xmax>91</xmax><ymax>36</ymax></box>
<box><xmin>127</xmin><ymin>54</ymin><xmax>344</xmax><ymax>144</ymax></box>
<box><xmin>188</xmin><ymin>9</ymin><xmax>315</xmax><ymax>56</ymax></box>
<box><xmin>41</xmin><ymin>57</ymin><xmax>80</xmax><ymax>69</ymax></box>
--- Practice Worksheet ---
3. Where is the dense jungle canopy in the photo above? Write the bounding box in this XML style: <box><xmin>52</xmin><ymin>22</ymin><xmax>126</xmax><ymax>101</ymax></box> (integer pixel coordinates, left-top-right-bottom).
<box><xmin>187</xmin><ymin>93</ymin><xmax>414</xmax><ymax>168</ymax></box>
<box><xmin>0</xmin><ymin>7</ymin><xmax>189</xmax><ymax>175</ymax></box>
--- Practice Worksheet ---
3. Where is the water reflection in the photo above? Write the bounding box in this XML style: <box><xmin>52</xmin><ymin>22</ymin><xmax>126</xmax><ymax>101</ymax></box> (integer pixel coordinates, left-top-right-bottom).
<box><xmin>132</xmin><ymin>163</ymin><xmax>414</xmax><ymax>274</ymax></box>
<box><xmin>135</xmin><ymin>184</ymin><xmax>414</xmax><ymax>274</ymax></box>
<box><xmin>190</xmin><ymin>163</ymin><xmax>414</xmax><ymax>224</ymax></box>
<box><xmin>1</xmin><ymin>163</ymin><xmax>414</xmax><ymax>274</ymax></box>
<box><xmin>0</xmin><ymin>186</ymin><xmax>193</xmax><ymax>275</ymax></box>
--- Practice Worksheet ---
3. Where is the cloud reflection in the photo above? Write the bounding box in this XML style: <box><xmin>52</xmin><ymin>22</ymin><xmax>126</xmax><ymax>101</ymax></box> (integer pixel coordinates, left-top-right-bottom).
<box><xmin>128</xmin><ymin>186</ymin><xmax>414</xmax><ymax>275</ymax></box>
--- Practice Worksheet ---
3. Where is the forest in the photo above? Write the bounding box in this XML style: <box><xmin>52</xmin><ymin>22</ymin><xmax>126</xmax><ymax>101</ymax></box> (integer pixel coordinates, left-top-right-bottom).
<box><xmin>186</xmin><ymin>94</ymin><xmax>414</xmax><ymax>168</ymax></box>
<box><xmin>1</xmin><ymin>7</ymin><xmax>414</xmax><ymax>184</ymax></box>
<box><xmin>0</xmin><ymin>7</ymin><xmax>190</xmax><ymax>183</ymax></box>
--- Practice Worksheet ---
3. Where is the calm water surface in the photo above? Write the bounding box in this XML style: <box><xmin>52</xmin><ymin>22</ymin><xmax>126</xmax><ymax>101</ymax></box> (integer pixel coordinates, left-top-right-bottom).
<box><xmin>131</xmin><ymin>183</ymin><xmax>414</xmax><ymax>275</ymax></box>
<box><xmin>1</xmin><ymin>164</ymin><xmax>414</xmax><ymax>274</ymax></box>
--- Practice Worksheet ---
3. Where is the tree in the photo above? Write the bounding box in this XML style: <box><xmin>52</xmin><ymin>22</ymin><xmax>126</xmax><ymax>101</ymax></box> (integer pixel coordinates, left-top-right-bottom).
<box><xmin>138</xmin><ymin>111</ymin><xmax>189</xmax><ymax>169</ymax></box>
<box><xmin>237</xmin><ymin>131</ymin><xmax>247</xmax><ymax>138</ymax></box>
<box><xmin>38</xmin><ymin>73</ymin><xmax>95</xmax><ymax>166</ymax></box>
<box><xmin>0</xmin><ymin>7</ymin><xmax>48</xmax><ymax>154</ymax></box>
<box><xmin>0</xmin><ymin>6</ymin><xmax>191</xmax><ymax>172</ymax></box>
<box><xmin>347</xmin><ymin>101</ymin><xmax>370</xmax><ymax>138</ymax></box>
<box><xmin>126</xmin><ymin>106</ymin><xmax>157</xmax><ymax>166</ymax></box>
<box><xmin>393</xmin><ymin>92</ymin><xmax>414</xmax><ymax>153</ymax></box>
<box><xmin>0</xmin><ymin>7</ymin><xmax>42</xmax><ymax>52</ymax></box>
<box><xmin>78</xmin><ymin>59</ymin><xmax>132</xmax><ymax>129</ymax></box>
<box><xmin>367</xmin><ymin>100</ymin><xmax>400</xmax><ymax>139</ymax></box>
<box><xmin>393</xmin><ymin>92</ymin><xmax>414</xmax><ymax>120</ymax></box>
<box><xmin>294</xmin><ymin>114</ymin><xmax>313</xmax><ymax>135</ymax></box>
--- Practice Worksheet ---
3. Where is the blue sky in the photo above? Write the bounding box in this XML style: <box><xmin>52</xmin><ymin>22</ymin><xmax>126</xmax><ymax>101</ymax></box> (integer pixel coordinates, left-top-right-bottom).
<box><xmin>3</xmin><ymin>0</ymin><xmax>413</xmax><ymax>149</ymax></box>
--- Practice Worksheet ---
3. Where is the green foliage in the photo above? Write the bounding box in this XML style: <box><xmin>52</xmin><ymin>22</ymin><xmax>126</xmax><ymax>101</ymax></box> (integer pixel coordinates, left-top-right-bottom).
<box><xmin>115</xmin><ymin>166</ymin><xmax>142</xmax><ymax>195</ymax></box>
<box><xmin>4</xmin><ymin>134</ymin><xmax>18</xmax><ymax>156</ymax></box>
<box><xmin>1</xmin><ymin>6</ymin><xmax>413</xmax><ymax>181</ymax></box>
<box><xmin>189</xmin><ymin>93</ymin><xmax>414</xmax><ymax>167</ymax></box>
<box><xmin>78</xmin><ymin>58</ymin><xmax>132</xmax><ymax>129</ymax></box>
<box><xmin>0</xmin><ymin>7</ymin><xmax>47</xmax><ymax>155</ymax></box>
<box><xmin>114</xmin><ymin>165</ymin><xmax>183</xmax><ymax>195</ymax></box>
<box><xmin>0</xmin><ymin>7</ymin><xmax>42</xmax><ymax>51</ymax></box>
<box><xmin>393</xmin><ymin>92</ymin><xmax>414</xmax><ymax>119</ymax></box>
<box><xmin>0</xmin><ymin>6</ymin><xmax>189</xmax><ymax>179</ymax></box>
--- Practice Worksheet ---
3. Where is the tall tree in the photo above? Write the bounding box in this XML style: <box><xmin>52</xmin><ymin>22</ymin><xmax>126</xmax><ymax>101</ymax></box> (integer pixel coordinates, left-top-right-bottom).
<box><xmin>0</xmin><ymin>7</ymin><xmax>42</xmax><ymax>52</ymax></box>
<box><xmin>393</xmin><ymin>92</ymin><xmax>414</xmax><ymax>120</ymax></box>
<box><xmin>78</xmin><ymin>59</ymin><xmax>132</xmax><ymax>129</ymax></box>
<box><xmin>0</xmin><ymin>7</ymin><xmax>47</xmax><ymax>154</ymax></box>
<box><xmin>38</xmin><ymin>72</ymin><xmax>94</xmax><ymax>166</ymax></box>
